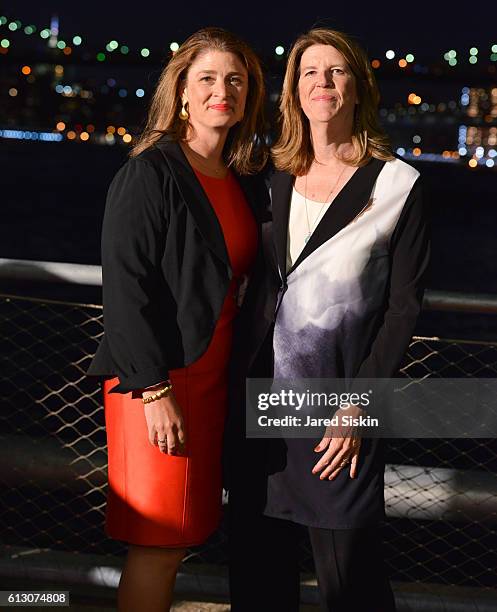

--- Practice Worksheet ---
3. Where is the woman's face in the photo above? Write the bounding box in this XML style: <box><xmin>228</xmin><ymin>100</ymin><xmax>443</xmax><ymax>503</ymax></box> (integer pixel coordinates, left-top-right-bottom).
<box><xmin>182</xmin><ymin>50</ymin><xmax>249</xmax><ymax>132</ymax></box>
<box><xmin>297</xmin><ymin>44</ymin><xmax>358</xmax><ymax>128</ymax></box>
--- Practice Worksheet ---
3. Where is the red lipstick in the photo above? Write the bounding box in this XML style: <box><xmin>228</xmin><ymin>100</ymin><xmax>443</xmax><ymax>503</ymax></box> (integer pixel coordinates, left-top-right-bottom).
<box><xmin>210</xmin><ymin>104</ymin><xmax>231</xmax><ymax>111</ymax></box>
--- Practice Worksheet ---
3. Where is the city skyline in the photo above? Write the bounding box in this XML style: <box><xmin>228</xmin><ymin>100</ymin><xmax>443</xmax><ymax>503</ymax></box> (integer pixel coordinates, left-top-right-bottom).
<box><xmin>3</xmin><ymin>2</ymin><xmax>497</xmax><ymax>58</ymax></box>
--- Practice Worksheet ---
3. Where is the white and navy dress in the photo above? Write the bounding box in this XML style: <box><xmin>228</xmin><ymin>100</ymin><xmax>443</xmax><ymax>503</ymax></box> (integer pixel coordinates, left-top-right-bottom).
<box><xmin>261</xmin><ymin>156</ymin><xmax>430</xmax><ymax>529</ymax></box>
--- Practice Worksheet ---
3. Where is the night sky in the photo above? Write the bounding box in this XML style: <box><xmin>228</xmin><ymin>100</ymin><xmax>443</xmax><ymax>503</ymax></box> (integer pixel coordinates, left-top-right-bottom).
<box><xmin>4</xmin><ymin>1</ymin><xmax>497</xmax><ymax>59</ymax></box>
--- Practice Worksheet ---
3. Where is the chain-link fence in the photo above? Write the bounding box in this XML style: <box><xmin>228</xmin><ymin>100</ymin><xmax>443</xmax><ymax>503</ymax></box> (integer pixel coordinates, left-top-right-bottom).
<box><xmin>1</xmin><ymin>292</ymin><xmax>496</xmax><ymax>593</ymax></box>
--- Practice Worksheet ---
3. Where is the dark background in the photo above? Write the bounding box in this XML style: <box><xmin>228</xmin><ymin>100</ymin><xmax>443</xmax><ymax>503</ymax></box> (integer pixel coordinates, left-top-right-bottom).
<box><xmin>6</xmin><ymin>2</ymin><xmax>497</xmax><ymax>57</ymax></box>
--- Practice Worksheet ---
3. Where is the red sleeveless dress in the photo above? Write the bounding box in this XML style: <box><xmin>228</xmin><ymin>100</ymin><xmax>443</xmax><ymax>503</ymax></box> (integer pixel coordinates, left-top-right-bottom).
<box><xmin>103</xmin><ymin>169</ymin><xmax>257</xmax><ymax>546</ymax></box>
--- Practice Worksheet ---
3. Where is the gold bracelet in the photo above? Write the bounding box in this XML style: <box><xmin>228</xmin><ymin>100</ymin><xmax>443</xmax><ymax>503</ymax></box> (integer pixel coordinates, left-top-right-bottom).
<box><xmin>142</xmin><ymin>383</ymin><xmax>173</xmax><ymax>404</ymax></box>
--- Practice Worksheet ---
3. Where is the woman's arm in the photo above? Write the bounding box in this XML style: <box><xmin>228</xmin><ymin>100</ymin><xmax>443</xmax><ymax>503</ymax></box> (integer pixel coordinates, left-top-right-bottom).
<box><xmin>101</xmin><ymin>156</ymin><xmax>171</xmax><ymax>394</ymax></box>
<box><xmin>313</xmin><ymin>176</ymin><xmax>430</xmax><ymax>479</ymax></box>
<box><xmin>354</xmin><ymin>176</ymin><xmax>431</xmax><ymax>380</ymax></box>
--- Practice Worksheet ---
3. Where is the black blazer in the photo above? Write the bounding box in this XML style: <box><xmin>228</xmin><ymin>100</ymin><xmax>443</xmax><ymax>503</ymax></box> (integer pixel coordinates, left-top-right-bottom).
<box><xmin>87</xmin><ymin>137</ymin><xmax>269</xmax><ymax>393</ymax></box>
<box><xmin>235</xmin><ymin>158</ymin><xmax>430</xmax><ymax>380</ymax></box>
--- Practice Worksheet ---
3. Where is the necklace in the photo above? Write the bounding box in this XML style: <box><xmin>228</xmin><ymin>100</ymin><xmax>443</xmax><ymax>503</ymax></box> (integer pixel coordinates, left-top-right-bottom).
<box><xmin>182</xmin><ymin>142</ymin><xmax>226</xmax><ymax>176</ymax></box>
<box><xmin>303</xmin><ymin>164</ymin><xmax>347</xmax><ymax>243</ymax></box>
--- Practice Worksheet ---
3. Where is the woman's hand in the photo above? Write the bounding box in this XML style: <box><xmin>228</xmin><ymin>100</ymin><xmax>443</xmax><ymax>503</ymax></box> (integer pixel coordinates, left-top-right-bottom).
<box><xmin>142</xmin><ymin>392</ymin><xmax>186</xmax><ymax>456</ymax></box>
<box><xmin>312</xmin><ymin>405</ymin><xmax>363</xmax><ymax>480</ymax></box>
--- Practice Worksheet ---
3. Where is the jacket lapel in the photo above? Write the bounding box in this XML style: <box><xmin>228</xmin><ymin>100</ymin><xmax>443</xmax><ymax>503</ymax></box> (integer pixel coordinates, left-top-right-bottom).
<box><xmin>154</xmin><ymin>137</ymin><xmax>230</xmax><ymax>266</ymax></box>
<box><xmin>235</xmin><ymin>174</ymin><xmax>261</xmax><ymax>224</ymax></box>
<box><xmin>287</xmin><ymin>158</ymin><xmax>386</xmax><ymax>274</ymax></box>
<box><xmin>270</xmin><ymin>170</ymin><xmax>294</xmax><ymax>280</ymax></box>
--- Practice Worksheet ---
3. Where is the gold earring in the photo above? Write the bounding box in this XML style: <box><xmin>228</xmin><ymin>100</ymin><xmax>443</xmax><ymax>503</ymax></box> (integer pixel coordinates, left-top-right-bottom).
<box><xmin>179</xmin><ymin>101</ymin><xmax>189</xmax><ymax>121</ymax></box>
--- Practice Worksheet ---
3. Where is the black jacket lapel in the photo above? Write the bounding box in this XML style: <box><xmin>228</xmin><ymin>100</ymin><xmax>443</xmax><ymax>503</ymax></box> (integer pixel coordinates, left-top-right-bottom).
<box><xmin>288</xmin><ymin>158</ymin><xmax>386</xmax><ymax>274</ymax></box>
<box><xmin>154</xmin><ymin>138</ymin><xmax>230</xmax><ymax>266</ymax></box>
<box><xmin>235</xmin><ymin>174</ymin><xmax>261</xmax><ymax>224</ymax></box>
<box><xmin>270</xmin><ymin>170</ymin><xmax>293</xmax><ymax>280</ymax></box>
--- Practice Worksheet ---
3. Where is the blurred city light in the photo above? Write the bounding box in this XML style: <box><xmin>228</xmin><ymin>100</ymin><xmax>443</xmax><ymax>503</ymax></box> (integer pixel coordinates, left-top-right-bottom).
<box><xmin>0</xmin><ymin>12</ymin><xmax>496</xmax><ymax>167</ymax></box>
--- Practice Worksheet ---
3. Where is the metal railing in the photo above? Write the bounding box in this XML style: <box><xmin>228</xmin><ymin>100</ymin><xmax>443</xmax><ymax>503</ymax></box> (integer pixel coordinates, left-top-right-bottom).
<box><xmin>1</xmin><ymin>259</ymin><xmax>496</xmax><ymax>607</ymax></box>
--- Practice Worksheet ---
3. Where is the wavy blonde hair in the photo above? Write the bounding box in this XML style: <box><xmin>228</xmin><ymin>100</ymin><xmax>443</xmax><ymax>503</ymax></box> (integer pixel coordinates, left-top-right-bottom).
<box><xmin>272</xmin><ymin>28</ymin><xmax>393</xmax><ymax>174</ymax></box>
<box><xmin>131</xmin><ymin>27</ymin><xmax>267</xmax><ymax>174</ymax></box>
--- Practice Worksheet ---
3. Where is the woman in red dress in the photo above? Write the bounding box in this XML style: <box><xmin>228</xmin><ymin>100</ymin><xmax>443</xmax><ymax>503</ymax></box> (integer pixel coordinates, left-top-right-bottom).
<box><xmin>88</xmin><ymin>28</ymin><xmax>268</xmax><ymax>611</ymax></box>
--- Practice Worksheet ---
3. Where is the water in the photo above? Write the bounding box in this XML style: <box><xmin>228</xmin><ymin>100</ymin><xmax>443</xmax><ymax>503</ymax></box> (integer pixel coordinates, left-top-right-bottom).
<box><xmin>2</xmin><ymin>139</ymin><xmax>497</xmax><ymax>339</ymax></box>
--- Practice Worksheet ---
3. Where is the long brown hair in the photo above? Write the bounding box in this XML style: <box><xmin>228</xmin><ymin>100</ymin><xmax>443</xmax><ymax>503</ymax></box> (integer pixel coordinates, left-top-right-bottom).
<box><xmin>272</xmin><ymin>28</ymin><xmax>393</xmax><ymax>174</ymax></box>
<box><xmin>131</xmin><ymin>27</ymin><xmax>267</xmax><ymax>174</ymax></box>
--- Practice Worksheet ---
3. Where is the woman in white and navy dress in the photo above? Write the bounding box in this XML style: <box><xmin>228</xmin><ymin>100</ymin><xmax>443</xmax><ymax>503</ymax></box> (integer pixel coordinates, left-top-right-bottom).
<box><xmin>227</xmin><ymin>28</ymin><xmax>430</xmax><ymax>612</ymax></box>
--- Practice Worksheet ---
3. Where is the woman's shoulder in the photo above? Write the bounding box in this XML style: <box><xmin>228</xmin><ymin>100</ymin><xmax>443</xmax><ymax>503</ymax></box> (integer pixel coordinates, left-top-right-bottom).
<box><xmin>126</xmin><ymin>144</ymin><xmax>172</xmax><ymax>175</ymax></box>
<box><xmin>381</xmin><ymin>155</ymin><xmax>421</xmax><ymax>184</ymax></box>
<box><xmin>108</xmin><ymin>144</ymin><xmax>176</xmax><ymax>195</ymax></box>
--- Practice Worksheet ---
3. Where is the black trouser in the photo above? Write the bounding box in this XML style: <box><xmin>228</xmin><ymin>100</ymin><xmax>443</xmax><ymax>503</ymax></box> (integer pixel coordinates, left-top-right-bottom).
<box><xmin>308</xmin><ymin>524</ymin><xmax>396</xmax><ymax>612</ymax></box>
<box><xmin>228</xmin><ymin>495</ymin><xmax>396</xmax><ymax>612</ymax></box>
